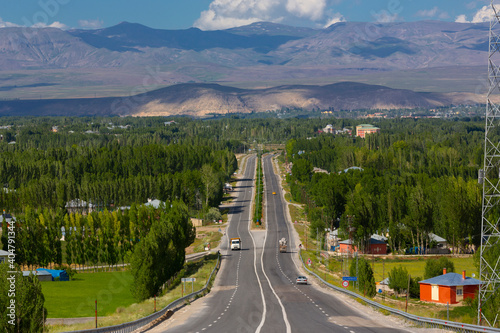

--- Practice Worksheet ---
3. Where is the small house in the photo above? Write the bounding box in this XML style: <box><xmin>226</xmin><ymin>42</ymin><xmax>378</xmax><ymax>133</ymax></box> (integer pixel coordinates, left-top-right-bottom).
<box><xmin>419</xmin><ymin>269</ymin><xmax>481</xmax><ymax>304</ymax></box>
<box><xmin>144</xmin><ymin>199</ymin><xmax>164</xmax><ymax>209</ymax></box>
<box><xmin>23</xmin><ymin>270</ymin><xmax>53</xmax><ymax>282</ymax></box>
<box><xmin>376</xmin><ymin>277</ymin><xmax>394</xmax><ymax>295</ymax></box>
<box><xmin>65</xmin><ymin>199</ymin><xmax>94</xmax><ymax>214</ymax></box>
<box><xmin>0</xmin><ymin>250</ymin><xmax>9</xmax><ymax>264</ymax></box>
<box><xmin>338</xmin><ymin>237</ymin><xmax>387</xmax><ymax>254</ymax></box>
<box><xmin>191</xmin><ymin>218</ymin><xmax>204</xmax><ymax>227</ymax></box>
<box><xmin>429</xmin><ymin>233</ymin><xmax>447</xmax><ymax>248</ymax></box>
<box><xmin>36</xmin><ymin>268</ymin><xmax>69</xmax><ymax>281</ymax></box>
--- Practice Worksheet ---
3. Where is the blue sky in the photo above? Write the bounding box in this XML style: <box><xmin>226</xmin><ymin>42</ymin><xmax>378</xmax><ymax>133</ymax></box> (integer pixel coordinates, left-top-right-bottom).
<box><xmin>0</xmin><ymin>0</ymin><xmax>495</xmax><ymax>30</ymax></box>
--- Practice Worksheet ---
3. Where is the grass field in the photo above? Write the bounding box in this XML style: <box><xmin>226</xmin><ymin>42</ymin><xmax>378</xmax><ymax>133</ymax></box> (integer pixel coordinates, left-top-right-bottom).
<box><xmin>190</xmin><ymin>231</ymin><xmax>223</xmax><ymax>253</ymax></box>
<box><xmin>371</xmin><ymin>256</ymin><xmax>477</xmax><ymax>282</ymax></box>
<box><xmin>42</xmin><ymin>271</ymin><xmax>134</xmax><ymax>318</ymax></box>
<box><xmin>48</xmin><ymin>255</ymin><xmax>219</xmax><ymax>332</ymax></box>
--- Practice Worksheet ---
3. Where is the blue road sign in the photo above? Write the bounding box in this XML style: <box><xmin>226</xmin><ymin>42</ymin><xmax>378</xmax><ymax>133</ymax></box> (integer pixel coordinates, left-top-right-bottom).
<box><xmin>342</xmin><ymin>276</ymin><xmax>357</xmax><ymax>281</ymax></box>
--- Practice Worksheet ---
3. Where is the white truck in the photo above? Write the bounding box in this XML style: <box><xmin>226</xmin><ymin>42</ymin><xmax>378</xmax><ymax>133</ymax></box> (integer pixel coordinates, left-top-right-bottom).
<box><xmin>279</xmin><ymin>237</ymin><xmax>287</xmax><ymax>253</ymax></box>
<box><xmin>231</xmin><ymin>237</ymin><xmax>241</xmax><ymax>250</ymax></box>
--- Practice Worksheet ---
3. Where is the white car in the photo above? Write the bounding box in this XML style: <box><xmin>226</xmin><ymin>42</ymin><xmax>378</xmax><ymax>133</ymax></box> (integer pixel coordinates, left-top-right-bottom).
<box><xmin>296</xmin><ymin>276</ymin><xmax>308</xmax><ymax>285</ymax></box>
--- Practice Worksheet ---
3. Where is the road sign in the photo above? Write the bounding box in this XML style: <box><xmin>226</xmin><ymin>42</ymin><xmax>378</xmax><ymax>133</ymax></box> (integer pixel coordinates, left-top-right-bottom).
<box><xmin>182</xmin><ymin>278</ymin><xmax>196</xmax><ymax>282</ymax></box>
<box><xmin>307</xmin><ymin>258</ymin><xmax>312</xmax><ymax>266</ymax></box>
<box><xmin>342</xmin><ymin>281</ymin><xmax>349</xmax><ymax>288</ymax></box>
<box><xmin>342</xmin><ymin>276</ymin><xmax>357</xmax><ymax>281</ymax></box>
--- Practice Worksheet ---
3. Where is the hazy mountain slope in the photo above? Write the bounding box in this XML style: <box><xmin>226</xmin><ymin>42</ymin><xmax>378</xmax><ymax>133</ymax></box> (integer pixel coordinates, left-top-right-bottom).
<box><xmin>0</xmin><ymin>21</ymin><xmax>490</xmax><ymax>71</ymax></box>
<box><xmin>271</xmin><ymin>21</ymin><xmax>488</xmax><ymax>68</ymax></box>
<box><xmin>0</xmin><ymin>82</ymin><xmax>478</xmax><ymax>117</ymax></box>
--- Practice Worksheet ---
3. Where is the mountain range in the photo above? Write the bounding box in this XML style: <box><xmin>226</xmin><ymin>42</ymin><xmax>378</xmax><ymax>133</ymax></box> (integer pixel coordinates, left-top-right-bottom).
<box><xmin>0</xmin><ymin>21</ymin><xmax>488</xmax><ymax>70</ymax></box>
<box><xmin>0</xmin><ymin>82</ymin><xmax>487</xmax><ymax>117</ymax></box>
<box><xmin>0</xmin><ymin>20</ymin><xmax>493</xmax><ymax>116</ymax></box>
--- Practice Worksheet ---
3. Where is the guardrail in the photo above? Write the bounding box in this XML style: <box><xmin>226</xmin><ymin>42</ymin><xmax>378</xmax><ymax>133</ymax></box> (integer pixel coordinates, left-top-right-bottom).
<box><xmin>299</xmin><ymin>250</ymin><xmax>500</xmax><ymax>333</ymax></box>
<box><xmin>65</xmin><ymin>252</ymin><xmax>221</xmax><ymax>333</ymax></box>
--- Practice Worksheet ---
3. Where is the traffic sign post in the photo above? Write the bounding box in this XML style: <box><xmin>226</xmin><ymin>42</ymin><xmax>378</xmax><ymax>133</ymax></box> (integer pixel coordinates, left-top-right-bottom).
<box><xmin>342</xmin><ymin>276</ymin><xmax>357</xmax><ymax>281</ymax></box>
<box><xmin>342</xmin><ymin>280</ymin><xmax>349</xmax><ymax>288</ymax></box>
<box><xmin>307</xmin><ymin>258</ymin><xmax>312</xmax><ymax>266</ymax></box>
<box><xmin>182</xmin><ymin>278</ymin><xmax>196</xmax><ymax>294</ymax></box>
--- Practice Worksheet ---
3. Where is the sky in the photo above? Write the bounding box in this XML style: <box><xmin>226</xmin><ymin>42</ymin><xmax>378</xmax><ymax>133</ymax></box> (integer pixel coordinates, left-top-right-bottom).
<box><xmin>0</xmin><ymin>0</ymin><xmax>497</xmax><ymax>31</ymax></box>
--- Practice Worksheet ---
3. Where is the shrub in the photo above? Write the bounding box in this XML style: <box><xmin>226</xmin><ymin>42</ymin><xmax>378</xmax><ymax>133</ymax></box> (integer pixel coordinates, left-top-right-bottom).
<box><xmin>424</xmin><ymin>257</ymin><xmax>455</xmax><ymax>279</ymax></box>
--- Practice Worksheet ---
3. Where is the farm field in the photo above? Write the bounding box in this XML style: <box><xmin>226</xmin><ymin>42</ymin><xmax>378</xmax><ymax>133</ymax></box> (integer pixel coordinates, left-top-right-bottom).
<box><xmin>41</xmin><ymin>271</ymin><xmax>134</xmax><ymax>318</ymax></box>
<box><xmin>371</xmin><ymin>256</ymin><xmax>477</xmax><ymax>282</ymax></box>
<box><xmin>47</xmin><ymin>255</ymin><xmax>219</xmax><ymax>332</ymax></box>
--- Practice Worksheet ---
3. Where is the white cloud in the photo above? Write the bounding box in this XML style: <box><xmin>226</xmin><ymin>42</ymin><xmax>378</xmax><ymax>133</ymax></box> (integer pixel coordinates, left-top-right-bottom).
<box><xmin>0</xmin><ymin>17</ymin><xmax>19</xmax><ymax>28</ymax></box>
<box><xmin>286</xmin><ymin>0</ymin><xmax>326</xmax><ymax>21</ymax></box>
<box><xmin>324</xmin><ymin>12</ymin><xmax>345</xmax><ymax>28</ymax></box>
<box><xmin>455</xmin><ymin>14</ymin><xmax>469</xmax><ymax>23</ymax></box>
<box><xmin>414</xmin><ymin>6</ymin><xmax>450</xmax><ymax>20</ymax></box>
<box><xmin>456</xmin><ymin>4</ymin><xmax>498</xmax><ymax>23</ymax></box>
<box><xmin>194</xmin><ymin>0</ymin><xmax>280</xmax><ymax>30</ymax></box>
<box><xmin>194</xmin><ymin>0</ymin><xmax>335</xmax><ymax>30</ymax></box>
<box><xmin>416</xmin><ymin>7</ymin><xmax>439</xmax><ymax>18</ymax></box>
<box><xmin>78</xmin><ymin>19</ymin><xmax>104</xmax><ymax>29</ymax></box>
<box><xmin>0</xmin><ymin>17</ymin><xmax>68</xmax><ymax>29</ymax></box>
<box><xmin>31</xmin><ymin>21</ymin><xmax>68</xmax><ymax>29</ymax></box>
<box><xmin>471</xmin><ymin>5</ymin><xmax>495</xmax><ymax>22</ymax></box>
<box><xmin>372</xmin><ymin>11</ymin><xmax>401</xmax><ymax>23</ymax></box>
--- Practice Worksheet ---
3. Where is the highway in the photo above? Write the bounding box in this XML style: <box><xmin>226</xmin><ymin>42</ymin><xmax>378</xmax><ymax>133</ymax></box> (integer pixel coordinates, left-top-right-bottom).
<box><xmin>152</xmin><ymin>154</ymin><xmax>413</xmax><ymax>333</ymax></box>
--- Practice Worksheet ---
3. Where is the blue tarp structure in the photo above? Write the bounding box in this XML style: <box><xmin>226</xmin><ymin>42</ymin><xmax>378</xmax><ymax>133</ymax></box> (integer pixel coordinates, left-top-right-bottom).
<box><xmin>36</xmin><ymin>268</ymin><xmax>69</xmax><ymax>281</ymax></box>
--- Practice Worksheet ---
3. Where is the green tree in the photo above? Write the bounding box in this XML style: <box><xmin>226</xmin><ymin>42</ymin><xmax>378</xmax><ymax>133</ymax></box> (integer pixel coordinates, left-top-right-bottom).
<box><xmin>205</xmin><ymin>207</ymin><xmax>222</xmax><ymax>224</ymax></box>
<box><xmin>350</xmin><ymin>257</ymin><xmax>376</xmax><ymax>297</ymax></box>
<box><xmin>291</xmin><ymin>159</ymin><xmax>313</xmax><ymax>183</ymax></box>
<box><xmin>388</xmin><ymin>265</ymin><xmax>409</xmax><ymax>297</ymax></box>
<box><xmin>201</xmin><ymin>164</ymin><xmax>220</xmax><ymax>207</ymax></box>
<box><xmin>130</xmin><ymin>202</ymin><xmax>195</xmax><ymax>301</ymax></box>
<box><xmin>424</xmin><ymin>257</ymin><xmax>455</xmax><ymax>279</ymax></box>
<box><xmin>0</xmin><ymin>263</ymin><xmax>47</xmax><ymax>333</ymax></box>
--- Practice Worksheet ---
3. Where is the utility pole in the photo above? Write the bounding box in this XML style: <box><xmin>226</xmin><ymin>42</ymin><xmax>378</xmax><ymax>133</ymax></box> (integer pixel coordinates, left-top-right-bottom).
<box><xmin>479</xmin><ymin>1</ymin><xmax>500</xmax><ymax>326</ymax></box>
<box><xmin>405</xmin><ymin>274</ymin><xmax>410</xmax><ymax>313</ymax></box>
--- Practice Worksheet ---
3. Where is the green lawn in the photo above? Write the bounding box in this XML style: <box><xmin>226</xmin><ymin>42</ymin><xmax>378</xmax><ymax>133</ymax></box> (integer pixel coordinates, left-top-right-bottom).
<box><xmin>371</xmin><ymin>256</ymin><xmax>477</xmax><ymax>282</ymax></box>
<box><xmin>41</xmin><ymin>271</ymin><xmax>134</xmax><ymax>318</ymax></box>
<box><xmin>48</xmin><ymin>255</ymin><xmax>220</xmax><ymax>332</ymax></box>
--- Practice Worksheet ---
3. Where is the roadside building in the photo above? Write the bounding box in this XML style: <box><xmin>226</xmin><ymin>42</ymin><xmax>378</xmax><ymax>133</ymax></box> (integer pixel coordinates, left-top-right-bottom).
<box><xmin>65</xmin><ymin>199</ymin><xmax>95</xmax><ymax>214</ymax></box>
<box><xmin>419</xmin><ymin>269</ymin><xmax>481</xmax><ymax>304</ymax></box>
<box><xmin>191</xmin><ymin>218</ymin><xmax>204</xmax><ymax>227</ymax></box>
<box><xmin>36</xmin><ymin>268</ymin><xmax>69</xmax><ymax>281</ymax></box>
<box><xmin>144</xmin><ymin>198</ymin><xmax>164</xmax><ymax>208</ymax></box>
<box><xmin>323</xmin><ymin>124</ymin><xmax>335</xmax><ymax>133</ymax></box>
<box><xmin>0</xmin><ymin>250</ymin><xmax>9</xmax><ymax>264</ymax></box>
<box><xmin>356</xmin><ymin>124</ymin><xmax>380</xmax><ymax>138</ymax></box>
<box><xmin>338</xmin><ymin>237</ymin><xmax>387</xmax><ymax>254</ymax></box>
<box><xmin>22</xmin><ymin>270</ymin><xmax>53</xmax><ymax>282</ymax></box>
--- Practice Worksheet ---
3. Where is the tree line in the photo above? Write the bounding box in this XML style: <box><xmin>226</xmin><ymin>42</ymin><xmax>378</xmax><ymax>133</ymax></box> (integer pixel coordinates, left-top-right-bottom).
<box><xmin>285</xmin><ymin>118</ymin><xmax>486</xmax><ymax>254</ymax></box>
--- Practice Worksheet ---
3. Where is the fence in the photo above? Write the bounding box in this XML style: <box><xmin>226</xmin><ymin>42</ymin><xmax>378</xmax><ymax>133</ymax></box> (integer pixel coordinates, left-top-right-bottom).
<box><xmin>299</xmin><ymin>250</ymin><xmax>500</xmax><ymax>333</ymax></box>
<box><xmin>64</xmin><ymin>252</ymin><xmax>221</xmax><ymax>333</ymax></box>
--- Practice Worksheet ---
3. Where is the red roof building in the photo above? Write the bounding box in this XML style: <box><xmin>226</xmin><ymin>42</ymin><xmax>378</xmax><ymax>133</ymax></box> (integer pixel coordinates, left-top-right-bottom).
<box><xmin>338</xmin><ymin>238</ymin><xmax>387</xmax><ymax>255</ymax></box>
<box><xmin>419</xmin><ymin>269</ymin><xmax>481</xmax><ymax>304</ymax></box>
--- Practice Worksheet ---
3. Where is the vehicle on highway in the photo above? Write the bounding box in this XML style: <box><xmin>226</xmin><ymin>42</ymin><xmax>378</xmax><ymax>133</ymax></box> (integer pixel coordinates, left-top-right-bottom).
<box><xmin>279</xmin><ymin>237</ymin><xmax>287</xmax><ymax>253</ymax></box>
<box><xmin>230</xmin><ymin>237</ymin><xmax>241</xmax><ymax>250</ymax></box>
<box><xmin>272</xmin><ymin>191</ymin><xmax>276</xmax><ymax>195</ymax></box>
<box><xmin>296</xmin><ymin>276</ymin><xmax>307</xmax><ymax>284</ymax></box>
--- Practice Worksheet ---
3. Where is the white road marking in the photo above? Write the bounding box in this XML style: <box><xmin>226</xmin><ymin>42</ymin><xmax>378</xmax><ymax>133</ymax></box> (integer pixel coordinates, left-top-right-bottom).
<box><xmin>257</xmin><ymin>156</ymin><xmax>291</xmax><ymax>333</ymax></box>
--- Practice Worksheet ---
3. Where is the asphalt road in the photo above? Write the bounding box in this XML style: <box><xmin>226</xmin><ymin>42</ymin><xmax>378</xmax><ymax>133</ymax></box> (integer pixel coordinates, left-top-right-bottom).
<box><xmin>156</xmin><ymin>154</ymin><xmax>412</xmax><ymax>333</ymax></box>
<box><xmin>259</xmin><ymin>154</ymin><xmax>408</xmax><ymax>333</ymax></box>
